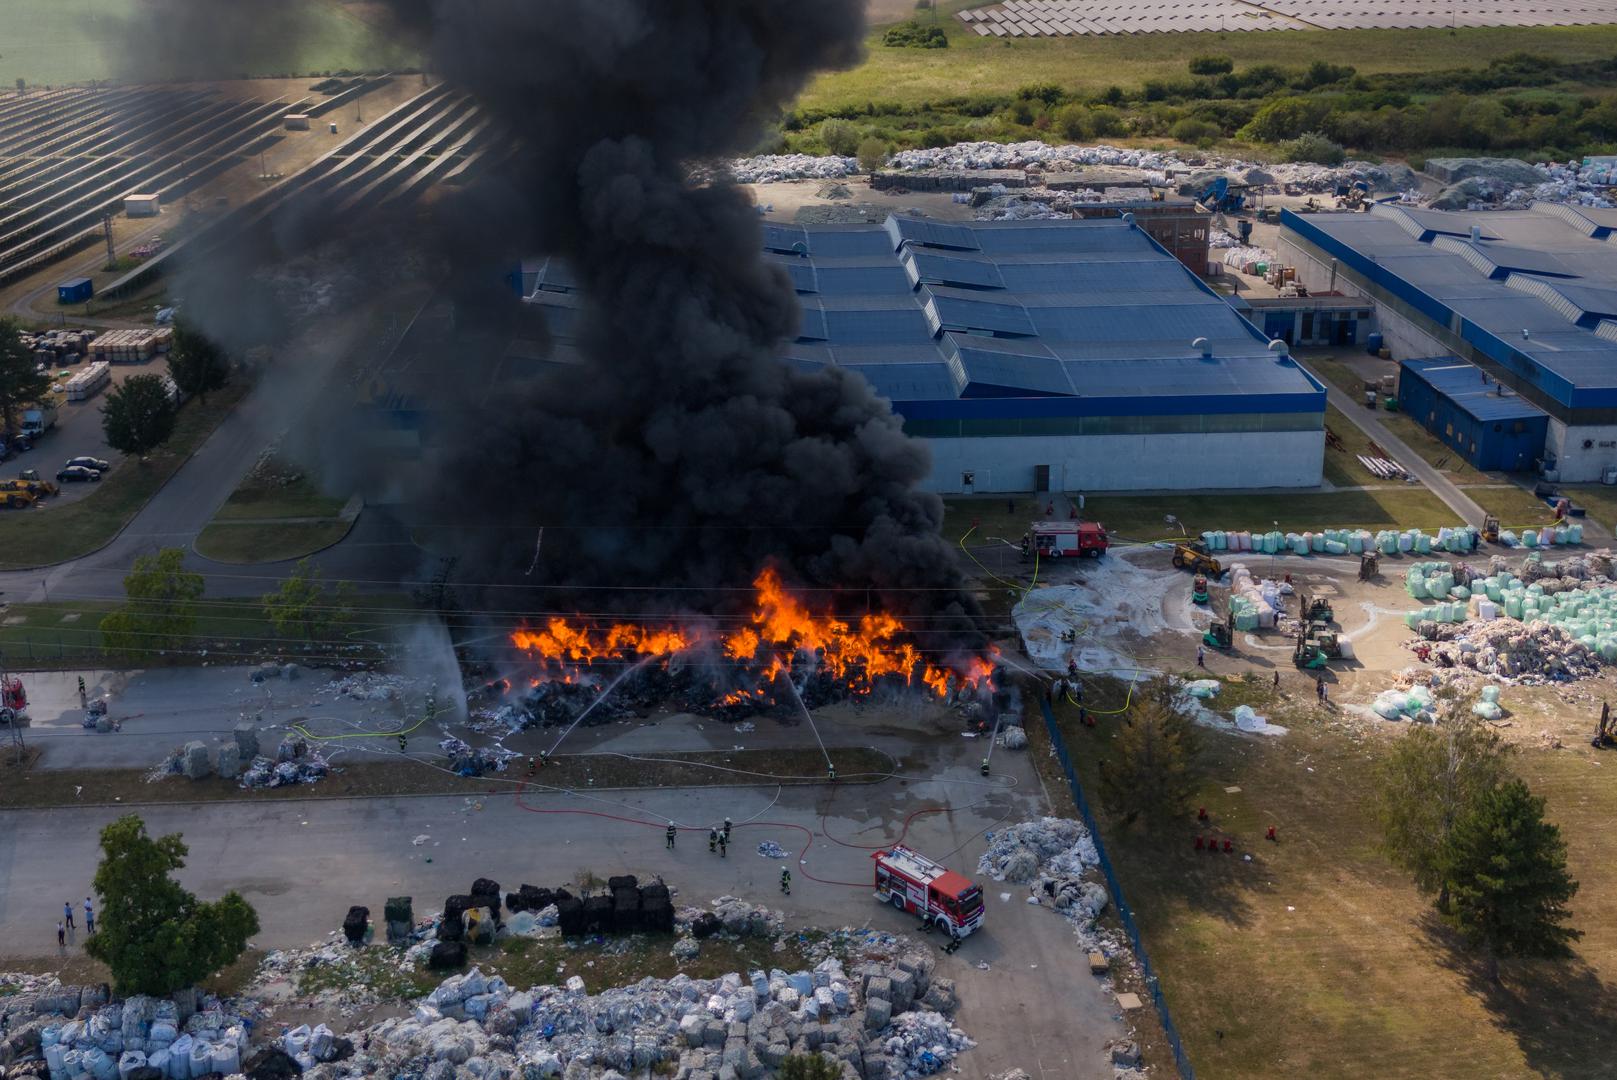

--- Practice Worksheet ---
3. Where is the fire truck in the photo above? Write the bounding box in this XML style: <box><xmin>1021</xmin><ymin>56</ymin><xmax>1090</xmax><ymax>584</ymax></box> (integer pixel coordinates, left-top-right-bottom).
<box><xmin>872</xmin><ymin>845</ymin><xmax>985</xmax><ymax>938</ymax></box>
<box><xmin>0</xmin><ymin>675</ymin><xmax>26</xmax><ymax>722</ymax></box>
<box><xmin>1021</xmin><ymin>520</ymin><xmax>1108</xmax><ymax>560</ymax></box>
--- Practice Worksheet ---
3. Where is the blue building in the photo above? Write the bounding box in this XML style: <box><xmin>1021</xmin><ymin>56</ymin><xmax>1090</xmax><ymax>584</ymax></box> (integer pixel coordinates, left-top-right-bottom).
<box><xmin>1397</xmin><ymin>357</ymin><xmax>1548</xmax><ymax>472</ymax></box>
<box><xmin>57</xmin><ymin>277</ymin><xmax>93</xmax><ymax>304</ymax></box>
<box><xmin>1280</xmin><ymin>203</ymin><xmax>1617</xmax><ymax>481</ymax></box>
<box><xmin>526</xmin><ymin>215</ymin><xmax>1327</xmax><ymax>493</ymax></box>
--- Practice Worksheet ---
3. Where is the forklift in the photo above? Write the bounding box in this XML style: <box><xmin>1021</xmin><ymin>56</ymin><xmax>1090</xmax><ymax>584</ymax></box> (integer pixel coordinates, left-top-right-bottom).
<box><xmin>1293</xmin><ymin>626</ymin><xmax>1342</xmax><ymax>669</ymax></box>
<box><xmin>1595</xmin><ymin>702</ymin><xmax>1615</xmax><ymax>750</ymax></box>
<box><xmin>1204</xmin><ymin>609</ymin><xmax>1235</xmax><ymax>651</ymax></box>
<box><xmin>1301</xmin><ymin>591</ymin><xmax>1333</xmax><ymax>625</ymax></box>
<box><xmin>1481</xmin><ymin>515</ymin><xmax>1501</xmax><ymax>544</ymax></box>
<box><xmin>1172</xmin><ymin>542</ymin><xmax>1222</xmax><ymax>577</ymax></box>
<box><xmin>1359</xmin><ymin>552</ymin><xmax>1379</xmax><ymax>581</ymax></box>
<box><xmin>1192</xmin><ymin>574</ymin><xmax>1210</xmax><ymax>605</ymax></box>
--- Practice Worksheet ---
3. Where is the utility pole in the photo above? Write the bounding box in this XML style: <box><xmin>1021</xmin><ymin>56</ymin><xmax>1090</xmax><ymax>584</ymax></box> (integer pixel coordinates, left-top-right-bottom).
<box><xmin>102</xmin><ymin>213</ymin><xmax>115</xmax><ymax>270</ymax></box>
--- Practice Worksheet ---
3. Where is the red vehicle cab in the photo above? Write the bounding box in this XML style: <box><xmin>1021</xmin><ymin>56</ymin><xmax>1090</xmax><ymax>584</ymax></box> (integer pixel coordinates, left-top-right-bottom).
<box><xmin>873</xmin><ymin>845</ymin><xmax>985</xmax><ymax>938</ymax></box>
<box><xmin>1022</xmin><ymin>520</ymin><xmax>1108</xmax><ymax>559</ymax></box>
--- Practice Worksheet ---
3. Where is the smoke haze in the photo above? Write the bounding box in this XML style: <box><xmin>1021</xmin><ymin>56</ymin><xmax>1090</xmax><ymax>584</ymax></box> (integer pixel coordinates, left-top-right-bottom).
<box><xmin>146</xmin><ymin>0</ymin><xmax>979</xmax><ymax>634</ymax></box>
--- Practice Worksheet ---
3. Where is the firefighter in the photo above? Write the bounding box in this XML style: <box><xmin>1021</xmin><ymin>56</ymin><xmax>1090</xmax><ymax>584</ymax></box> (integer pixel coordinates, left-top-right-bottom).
<box><xmin>540</xmin><ymin>750</ymin><xmax>552</xmax><ymax>768</ymax></box>
<box><xmin>665</xmin><ymin>822</ymin><xmax>677</xmax><ymax>849</ymax></box>
<box><xmin>78</xmin><ymin>677</ymin><xmax>86</xmax><ymax>708</ymax></box>
<box><xmin>980</xmin><ymin>757</ymin><xmax>990</xmax><ymax>777</ymax></box>
<box><xmin>708</xmin><ymin>827</ymin><xmax>719</xmax><ymax>853</ymax></box>
<box><xmin>827</xmin><ymin>764</ymin><xmax>837</xmax><ymax>782</ymax></box>
<box><xmin>526</xmin><ymin>757</ymin><xmax>537</xmax><ymax>777</ymax></box>
<box><xmin>718</xmin><ymin>832</ymin><xmax>728</xmax><ymax>858</ymax></box>
<box><xmin>398</xmin><ymin>732</ymin><xmax>408</xmax><ymax>753</ymax></box>
<box><xmin>780</xmin><ymin>869</ymin><xmax>791</xmax><ymax>895</ymax></box>
<box><xmin>722</xmin><ymin>817</ymin><xmax>732</xmax><ymax>844</ymax></box>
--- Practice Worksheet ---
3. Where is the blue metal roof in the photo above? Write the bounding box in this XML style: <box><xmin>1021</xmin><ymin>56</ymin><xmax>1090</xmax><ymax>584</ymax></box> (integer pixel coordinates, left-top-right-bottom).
<box><xmin>529</xmin><ymin>214</ymin><xmax>1323</xmax><ymax>419</ymax></box>
<box><xmin>1284</xmin><ymin>205</ymin><xmax>1617</xmax><ymax>412</ymax></box>
<box><xmin>1401</xmin><ymin>357</ymin><xmax>1548</xmax><ymax>422</ymax></box>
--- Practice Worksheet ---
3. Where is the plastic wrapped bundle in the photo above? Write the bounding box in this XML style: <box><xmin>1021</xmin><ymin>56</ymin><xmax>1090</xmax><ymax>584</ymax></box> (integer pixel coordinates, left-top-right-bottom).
<box><xmin>186</xmin><ymin>1041</ymin><xmax>209</xmax><ymax>1079</ymax></box>
<box><xmin>46</xmin><ymin>1043</ymin><xmax>67</xmax><ymax>1077</ymax></box>
<box><xmin>1312</xmin><ymin>532</ymin><xmax>1327</xmax><ymax>553</ymax></box>
<box><xmin>209</xmin><ymin>1044</ymin><xmax>238</xmax><ymax>1075</ymax></box>
<box><xmin>1523</xmin><ymin>529</ymin><xmax>1539</xmax><ymax>548</ymax></box>
<box><xmin>145</xmin><ymin>1050</ymin><xmax>169</xmax><ymax>1079</ymax></box>
<box><xmin>1373</xmin><ymin>691</ymin><xmax>1408</xmax><ymax>719</ymax></box>
<box><xmin>1291</xmin><ymin>534</ymin><xmax>1308</xmax><ymax>555</ymax></box>
<box><xmin>1472</xmin><ymin>700</ymin><xmax>1503</xmax><ymax>720</ymax></box>
<box><xmin>1201</xmin><ymin>531</ymin><xmax>1216</xmax><ymax>550</ymax></box>
<box><xmin>1570</xmin><ymin>523</ymin><xmax>1584</xmax><ymax>544</ymax></box>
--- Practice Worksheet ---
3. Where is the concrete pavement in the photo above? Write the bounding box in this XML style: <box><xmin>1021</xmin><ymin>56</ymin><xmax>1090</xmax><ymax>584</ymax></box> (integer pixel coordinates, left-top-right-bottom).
<box><xmin>0</xmin><ymin>724</ymin><xmax>1124</xmax><ymax>1078</ymax></box>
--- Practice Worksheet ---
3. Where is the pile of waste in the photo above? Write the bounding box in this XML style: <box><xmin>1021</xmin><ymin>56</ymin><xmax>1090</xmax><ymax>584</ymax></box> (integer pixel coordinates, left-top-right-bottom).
<box><xmin>1405</xmin><ymin>554</ymin><xmax>1617</xmax><ymax>663</ymax></box>
<box><xmin>1371</xmin><ymin>681</ymin><xmax>1439</xmax><ymax>721</ymax></box>
<box><xmin>30</xmin><ymin>988</ymin><xmax>254</xmax><ymax>1080</ymax></box>
<box><xmin>756</xmin><ymin>841</ymin><xmax>790</xmax><ymax>859</ymax></box>
<box><xmin>980</xmin><ymin>819</ymin><xmax>1117</xmax><ymax>958</ymax></box>
<box><xmin>728</xmin><ymin>154</ymin><xmax>859</xmax><ymax>183</ymax></box>
<box><xmin>437</xmin><ymin>738</ymin><xmax>519</xmax><ymax>777</ymax></box>
<box><xmin>321</xmin><ymin>672</ymin><xmax>413</xmax><ymax>702</ymax></box>
<box><xmin>1404</xmin><ymin>617</ymin><xmax>1603</xmax><ymax>683</ymax></box>
<box><xmin>1506</xmin><ymin>159</ymin><xmax>1617</xmax><ymax>208</ymax></box>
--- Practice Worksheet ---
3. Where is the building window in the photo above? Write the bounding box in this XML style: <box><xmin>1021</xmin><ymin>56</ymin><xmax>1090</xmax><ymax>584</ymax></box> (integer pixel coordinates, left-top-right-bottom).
<box><xmin>1445</xmin><ymin>423</ymin><xmax>1454</xmax><ymax>437</ymax></box>
<box><xmin>961</xmin><ymin>471</ymin><xmax>975</xmax><ymax>487</ymax></box>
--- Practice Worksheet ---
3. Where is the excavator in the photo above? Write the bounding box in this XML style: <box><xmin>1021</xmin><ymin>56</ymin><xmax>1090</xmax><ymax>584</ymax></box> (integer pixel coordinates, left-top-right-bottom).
<box><xmin>1596</xmin><ymin>702</ymin><xmax>1615</xmax><ymax>749</ymax></box>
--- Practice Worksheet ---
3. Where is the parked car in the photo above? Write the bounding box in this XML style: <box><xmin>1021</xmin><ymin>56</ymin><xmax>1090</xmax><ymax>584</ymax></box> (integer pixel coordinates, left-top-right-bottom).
<box><xmin>56</xmin><ymin>465</ymin><xmax>100</xmax><ymax>483</ymax></box>
<box><xmin>65</xmin><ymin>456</ymin><xmax>110</xmax><ymax>472</ymax></box>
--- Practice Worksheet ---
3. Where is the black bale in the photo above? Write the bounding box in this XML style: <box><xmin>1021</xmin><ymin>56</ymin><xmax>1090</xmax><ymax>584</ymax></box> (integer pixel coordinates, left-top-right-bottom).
<box><xmin>555</xmin><ymin>896</ymin><xmax>585</xmax><ymax>935</ymax></box>
<box><xmin>612</xmin><ymin>887</ymin><xmax>642</xmax><ymax>932</ymax></box>
<box><xmin>428</xmin><ymin>941</ymin><xmax>468</xmax><ymax>970</ymax></box>
<box><xmin>691</xmin><ymin>911</ymin><xmax>721</xmax><ymax>939</ymax></box>
<box><xmin>642</xmin><ymin>896</ymin><xmax>675</xmax><ymax>933</ymax></box>
<box><xmin>383</xmin><ymin>896</ymin><xmax>413</xmax><ymax>924</ymax></box>
<box><xmin>640</xmin><ymin>882</ymin><xmax>670</xmax><ymax>902</ymax></box>
<box><xmin>606</xmin><ymin>875</ymin><xmax>638</xmax><ymax>892</ymax></box>
<box><xmin>582</xmin><ymin>894</ymin><xmax>614</xmax><ymax>934</ymax></box>
<box><xmin>342</xmin><ymin>906</ymin><xmax>369</xmax><ymax>944</ymax></box>
<box><xmin>244</xmin><ymin>1048</ymin><xmax>301</xmax><ymax>1080</ymax></box>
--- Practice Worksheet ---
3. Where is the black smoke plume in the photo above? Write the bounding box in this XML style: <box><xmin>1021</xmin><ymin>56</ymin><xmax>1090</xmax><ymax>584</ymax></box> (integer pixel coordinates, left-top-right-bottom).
<box><xmin>152</xmin><ymin>1</ymin><xmax>979</xmax><ymax>633</ymax></box>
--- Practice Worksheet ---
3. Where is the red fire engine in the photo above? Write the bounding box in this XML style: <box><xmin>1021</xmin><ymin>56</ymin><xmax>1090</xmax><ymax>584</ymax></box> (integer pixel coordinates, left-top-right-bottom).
<box><xmin>0</xmin><ymin>675</ymin><xmax>25</xmax><ymax>717</ymax></box>
<box><xmin>872</xmin><ymin>845</ymin><xmax>985</xmax><ymax>938</ymax></box>
<box><xmin>1022</xmin><ymin>520</ymin><xmax>1108</xmax><ymax>560</ymax></box>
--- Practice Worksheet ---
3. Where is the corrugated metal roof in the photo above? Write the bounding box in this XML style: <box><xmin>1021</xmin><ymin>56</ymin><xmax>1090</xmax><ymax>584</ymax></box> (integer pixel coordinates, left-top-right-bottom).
<box><xmin>1402</xmin><ymin>357</ymin><xmax>1548</xmax><ymax>421</ymax></box>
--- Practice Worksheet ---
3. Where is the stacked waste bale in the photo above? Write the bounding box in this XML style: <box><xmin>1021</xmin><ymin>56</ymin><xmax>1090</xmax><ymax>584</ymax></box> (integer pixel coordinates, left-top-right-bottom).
<box><xmin>341</xmin><ymin>907</ymin><xmax>369</xmax><ymax>945</ymax></box>
<box><xmin>384</xmin><ymin>897</ymin><xmax>413</xmax><ymax>945</ymax></box>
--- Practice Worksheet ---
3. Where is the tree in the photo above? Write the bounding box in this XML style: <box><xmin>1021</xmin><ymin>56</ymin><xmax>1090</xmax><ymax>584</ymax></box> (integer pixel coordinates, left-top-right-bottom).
<box><xmin>84</xmin><ymin>815</ymin><xmax>260</xmax><ymax>995</ymax></box>
<box><xmin>99</xmin><ymin>548</ymin><xmax>204</xmax><ymax>658</ymax></box>
<box><xmin>102</xmin><ymin>373</ymin><xmax>177</xmax><ymax>458</ymax></box>
<box><xmin>0</xmin><ymin>316</ymin><xmax>53</xmax><ymax>438</ymax></box>
<box><xmin>1442</xmin><ymin>778</ymin><xmax>1580</xmax><ymax>982</ymax></box>
<box><xmin>262</xmin><ymin>556</ymin><xmax>355</xmax><ymax>641</ymax></box>
<box><xmin>779</xmin><ymin>1055</ymin><xmax>842</xmax><ymax>1080</ymax></box>
<box><xmin>1099</xmin><ymin>686</ymin><xmax>1201</xmax><ymax>827</ymax></box>
<box><xmin>168</xmin><ymin>320</ymin><xmax>229</xmax><ymax>404</ymax></box>
<box><xmin>1377</xmin><ymin>716</ymin><xmax>1512</xmax><ymax>909</ymax></box>
<box><xmin>1282</xmin><ymin>131</ymin><xmax>1345</xmax><ymax>165</ymax></box>
<box><xmin>817</xmin><ymin>118</ymin><xmax>861</xmax><ymax>157</ymax></box>
<box><xmin>856</xmin><ymin>137</ymin><xmax>893</xmax><ymax>175</ymax></box>
<box><xmin>1239</xmin><ymin>96</ymin><xmax>1323</xmax><ymax>143</ymax></box>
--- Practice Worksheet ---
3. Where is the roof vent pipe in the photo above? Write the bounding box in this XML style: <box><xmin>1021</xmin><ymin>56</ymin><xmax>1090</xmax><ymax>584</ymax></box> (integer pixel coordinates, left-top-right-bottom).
<box><xmin>1121</xmin><ymin>212</ymin><xmax>1136</xmax><ymax>229</ymax></box>
<box><xmin>1470</xmin><ymin>225</ymin><xmax>1482</xmax><ymax>243</ymax></box>
<box><xmin>1268</xmin><ymin>338</ymin><xmax>1290</xmax><ymax>357</ymax></box>
<box><xmin>1192</xmin><ymin>336</ymin><xmax>1211</xmax><ymax>359</ymax></box>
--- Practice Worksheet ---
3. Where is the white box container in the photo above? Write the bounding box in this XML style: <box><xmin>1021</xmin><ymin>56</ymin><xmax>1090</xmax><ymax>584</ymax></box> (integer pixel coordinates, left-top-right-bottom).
<box><xmin>124</xmin><ymin>194</ymin><xmax>159</xmax><ymax>218</ymax></box>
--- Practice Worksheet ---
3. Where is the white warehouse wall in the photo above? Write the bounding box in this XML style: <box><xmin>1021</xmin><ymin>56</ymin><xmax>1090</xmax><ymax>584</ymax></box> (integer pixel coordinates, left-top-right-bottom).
<box><xmin>1546</xmin><ymin>420</ymin><xmax>1617</xmax><ymax>483</ymax></box>
<box><xmin>920</xmin><ymin>429</ymin><xmax>1325</xmax><ymax>493</ymax></box>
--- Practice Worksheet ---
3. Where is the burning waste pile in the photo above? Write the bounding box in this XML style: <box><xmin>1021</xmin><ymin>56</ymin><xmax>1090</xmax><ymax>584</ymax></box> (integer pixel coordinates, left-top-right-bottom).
<box><xmin>480</xmin><ymin>570</ymin><xmax>996</xmax><ymax>730</ymax></box>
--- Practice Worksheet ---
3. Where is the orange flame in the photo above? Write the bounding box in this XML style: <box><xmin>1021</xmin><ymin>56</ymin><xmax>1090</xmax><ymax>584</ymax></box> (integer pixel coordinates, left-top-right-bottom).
<box><xmin>508</xmin><ymin>567</ymin><xmax>993</xmax><ymax>704</ymax></box>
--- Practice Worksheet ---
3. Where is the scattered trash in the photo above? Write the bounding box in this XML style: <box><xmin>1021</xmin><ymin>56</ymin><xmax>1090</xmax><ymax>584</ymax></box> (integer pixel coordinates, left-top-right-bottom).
<box><xmin>755</xmin><ymin>841</ymin><xmax>789</xmax><ymax>859</ymax></box>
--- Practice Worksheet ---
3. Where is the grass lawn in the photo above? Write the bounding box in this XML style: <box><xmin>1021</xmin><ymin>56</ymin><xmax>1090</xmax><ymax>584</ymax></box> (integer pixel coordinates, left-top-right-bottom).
<box><xmin>212</xmin><ymin>454</ymin><xmax>347</xmax><ymax>521</ymax></box>
<box><xmin>1323</xmin><ymin>405</ymin><xmax>1387</xmax><ymax>488</ymax></box>
<box><xmin>194</xmin><ymin>520</ymin><xmax>353</xmax><ymax>564</ymax></box>
<box><xmin>1041</xmin><ymin>678</ymin><xmax>1617</xmax><ymax>1080</ymax></box>
<box><xmin>0</xmin><ymin>0</ymin><xmax>413</xmax><ymax>86</ymax></box>
<box><xmin>1463</xmin><ymin>485</ymin><xmax>1560</xmax><ymax>529</ymax></box>
<box><xmin>0</xmin><ymin>594</ymin><xmax>413</xmax><ymax>668</ymax></box>
<box><xmin>1378</xmin><ymin>414</ymin><xmax>1489</xmax><ymax>484</ymax></box>
<box><xmin>804</xmin><ymin>15</ymin><xmax>1617</xmax><ymax>110</ymax></box>
<box><xmin>945</xmin><ymin>487</ymin><xmax>1460</xmax><ymax>545</ymax></box>
<box><xmin>1557</xmin><ymin>484</ymin><xmax>1617</xmax><ymax>530</ymax></box>
<box><xmin>0</xmin><ymin>381</ymin><xmax>249</xmax><ymax>571</ymax></box>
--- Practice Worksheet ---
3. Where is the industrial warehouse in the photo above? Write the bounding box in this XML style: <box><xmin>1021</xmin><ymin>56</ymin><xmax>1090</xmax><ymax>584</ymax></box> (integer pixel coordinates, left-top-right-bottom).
<box><xmin>1280</xmin><ymin>202</ymin><xmax>1617</xmax><ymax>481</ymax></box>
<box><xmin>526</xmin><ymin>214</ymin><xmax>1328</xmax><ymax>493</ymax></box>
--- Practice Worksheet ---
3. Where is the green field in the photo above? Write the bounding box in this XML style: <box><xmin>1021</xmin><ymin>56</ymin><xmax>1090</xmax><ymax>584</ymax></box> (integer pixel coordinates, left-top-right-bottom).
<box><xmin>0</xmin><ymin>0</ymin><xmax>412</xmax><ymax>86</ymax></box>
<box><xmin>1043</xmin><ymin>680</ymin><xmax>1617</xmax><ymax>1079</ymax></box>
<box><xmin>807</xmin><ymin>8</ymin><xmax>1617</xmax><ymax>110</ymax></box>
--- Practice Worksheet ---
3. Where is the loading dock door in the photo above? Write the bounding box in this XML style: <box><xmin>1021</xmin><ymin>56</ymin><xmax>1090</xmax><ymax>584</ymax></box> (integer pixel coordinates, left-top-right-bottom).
<box><xmin>1034</xmin><ymin>464</ymin><xmax>1051</xmax><ymax>492</ymax></box>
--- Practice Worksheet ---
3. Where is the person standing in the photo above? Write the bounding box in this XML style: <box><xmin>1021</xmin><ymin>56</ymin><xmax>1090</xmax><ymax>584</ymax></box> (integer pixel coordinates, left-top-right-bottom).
<box><xmin>721</xmin><ymin>818</ymin><xmax>732</xmax><ymax>845</ymax></box>
<box><xmin>1196</xmin><ymin>645</ymin><xmax>1206</xmax><ymax>669</ymax></box>
<box><xmin>708</xmin><ymin>827</ymin><xmax>718</xmax><ymax>854</ymax></box>
<box><xmin>62</xmin><ymin>901</ymin><xmax>74</xmax><ymax>930</ymax></box>
<box><xmin>78</xmin><ymin>677</ymin><xmax>87</xmax><ymax>709</ymax></box>
<box><xmin>718</xmin><ymin>832</ymin><xmax>728</xmax><ymax>859</ymax></box>
<box><xmin>83</xmin><ymin>898</ymin><xmax>94</xmax><ymax>935</ymax></box>
<box><xmin>57</xmin><ymin>922</ymin><xmax>65</xmax><ymax>948</ymax></box>
<box><xmin>780</xmin><ymin>869</ymin><xmax>791</xmax><ymax>895</ymax></box>
<box><xmin>665</xmin><ymin>822</ymin><xmax>677</xmax><ymax>850</ymax></box>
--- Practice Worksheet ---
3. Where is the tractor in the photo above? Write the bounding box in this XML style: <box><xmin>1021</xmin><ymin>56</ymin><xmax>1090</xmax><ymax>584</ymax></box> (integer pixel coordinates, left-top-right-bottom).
<box><xmin>1172</xmin><ymin>542</ymin><xmax>1221</xmax><ymax>577</ymax></box>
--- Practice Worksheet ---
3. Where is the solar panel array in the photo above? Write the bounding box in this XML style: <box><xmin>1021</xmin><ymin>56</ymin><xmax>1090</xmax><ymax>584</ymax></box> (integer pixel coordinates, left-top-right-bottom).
<box><xmin>960</xmin><ymin>0</ymin><xmax>1617</xmax><ymax>34</ymax></box>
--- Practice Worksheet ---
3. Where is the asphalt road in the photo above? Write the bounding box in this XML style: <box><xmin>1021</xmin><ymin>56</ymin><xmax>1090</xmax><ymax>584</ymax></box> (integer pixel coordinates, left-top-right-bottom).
<box><xmin>0</xmin><ymin>724</ymin><xmax>1125</xmax><ymax>1078</ymax></box>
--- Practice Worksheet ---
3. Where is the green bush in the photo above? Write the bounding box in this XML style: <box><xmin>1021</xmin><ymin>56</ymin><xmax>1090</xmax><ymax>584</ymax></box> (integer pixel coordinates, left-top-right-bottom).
<box><xmin>1282</xmin><ymin>131</ymin><xmax>1346</xmax><ymax>165</ymax></box>
<box><xmin>1189</xmin><ymin>55</ymin><xmax>1234</xmax><ymax>76</ymax></box>
<box><xmin>1015</xmin><ymin>83</ymin><xmax>1065</xmax><ymax>106</ymax></box>
<box><xmin>882</xmin><ymin>21</ymin><xmax>948</xmax><ymax>48</ymax></box>
<box><xmin>817</xmin><ymin>118</ymin><xmax>861</xmax><ymax>157</ymax></box>
<box><xmin>1171</xmin><ymin>118</ymin><xmax>1222</xmax><ymax>146</ymax></box>
<box><xmin>1053</xmin><ymin>103</ymin><xmax>1092</xmax><ymax>140</ymax></box>
<box><xmin>856</xmin><ymin>137</ymin><xmax>893</xmax><ymax>173</ymax></box>
<box><xmin>1088</xmin><ymin>105</ymin><xmax>1125</xmax><ymax>137</ymax></box>
<box><xmin>1240</xmin><ymin>95</ymin><xmax>1325</xmax><ymax>141</ymax></box>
